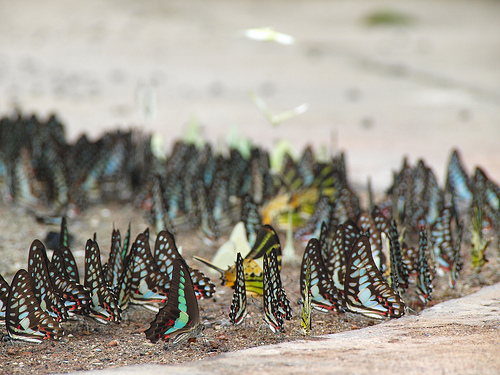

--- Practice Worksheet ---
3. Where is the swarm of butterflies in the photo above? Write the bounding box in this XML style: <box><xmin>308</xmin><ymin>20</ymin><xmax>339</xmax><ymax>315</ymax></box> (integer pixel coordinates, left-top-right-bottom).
<box><xmin>0</xmin><ymin>216</ymin><xmax>218</xmax><ymax>345</ymax></box>
<box><xmin>0</xmin><ymin>112</ymin><xmax>499</xmax><ymax>346</ymax></box>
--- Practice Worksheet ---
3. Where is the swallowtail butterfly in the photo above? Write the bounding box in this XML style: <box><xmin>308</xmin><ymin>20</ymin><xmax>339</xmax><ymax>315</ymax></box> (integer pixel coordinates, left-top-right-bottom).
<box><xmin>229</xmin><ymin>253</ymin><xmax>248</xmax><ymax>325</ymax></box>
<box><xmin>144</xmin><ymin>258</ymin><xmax>204</xmax><ymax>348</ymax></box>
<box><xmin>84</xmin><ymin>239</ymin><xmax>121</xmax><ymax>323</ymax></box>
<box><xmin>300</xmin><ymin>238</ymin><xmax>343</xmax><ymax>313</ymax></box>
<box><xmin>6</xmin><ymin>269</ymin><xmax>64</xmax><ymax>343</ymax></box>
<box><xmin>344</xmin><ymin>236</ymin><xmax>405</xmax><ymax>319</ymax></box>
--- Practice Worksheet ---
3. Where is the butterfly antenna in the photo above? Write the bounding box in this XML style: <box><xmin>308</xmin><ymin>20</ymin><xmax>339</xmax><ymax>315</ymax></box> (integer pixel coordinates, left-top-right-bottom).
<box><xmin>367</xmin><ymin>177</ymin><xmax>374</xmax><ymax>212</ymax></box>
<box><xmin>192</xmin><ymin>256</ymin><xmax>226</xmax><ymax>275</ymax></box>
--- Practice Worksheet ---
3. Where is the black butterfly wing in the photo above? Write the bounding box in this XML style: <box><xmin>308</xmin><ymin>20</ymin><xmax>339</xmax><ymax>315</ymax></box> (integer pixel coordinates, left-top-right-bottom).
<box><xmin>189</xmin><ymin>267</ymin><xmax>216</xmax><ymax>300</ymax></box>
<box><xmin>153</xmin><ymin>230</ymin><xmax>181</xmax><ymax>277</ymax></box>
<box><xmin>121</xmin><ymin>223</ymin><xmax>131</xmax><ymax>260</ymax></box>
<box><xmin>334</xmin><ymin>186</ymin><xmax>361</xmax><ymax>223</ymax></box>
<box><xmin>245</xmin><ymin>225</ymin><xmax>282</xmax><ymax>268</ymax></box>
<box><xmin>59</xmin><ymin>216</ymin><xmax>69</xmax><ymax>248</ymax></box>
<box><xmin>429</xmin><ymin>207</ymin><xmax>454</xmax><ymax>269</ymax></box>
<box><xmin>241</xmin><ymin>194</ymin><xmax>263</xmax><ymax>248</ymax></box>
<box><xmin>195</xmin><ymin>179</ymin><xmax>220</xmax><ymax>242</ymax></box>
<box><xmin>6</xmin><ymin>269</ymin><xmax>63</xmax><ymax>343</ymax></box>
<box><xmin>387</xmin><ymin>220</ymin><xmax>409</xmax><ymax>290</ymax></box>
<box><xmin>28</xmin><ymin>240</ymin><xmax>68</xmax><ymax>321</ymax></box>
<box><xmin>323</xmin><ymin>221</ymin><xmax>360</xmax><ymax>291</ymax></box>
<box><xmin>48</xmin><ymin>262</ymin><xmax>91</xmax><ymax>315</ymax></box>
<box><xmin>295</xmin><ymin>197</ymin><xmax>333</xmax><ymax>243</ymax></box>
<box><xmin>229</xmin><ymin>253</ymin><xmax>248</xmax><ymax>325</ymax></box>
<box><xmin>154</xmin><ymin>230</ymin><xmax>216</xmax><ymax>300</ymax></box>
<box><xmin>128</xmin><ymin>233</ymin><xmax>169</xmax><ymax>305</ymax></box>
<box><xmin>449</xmin><ymin>220</ymin><xmax>463</xmax><ymax>289</ymax></box>
<box><xmin>318</xmin><ymin>221</ymin><xmax>330</xmax><ymax>262</ymax></box>
<box><xmin>267</xmin><ymin>248</ymin><xmax>292</xmax><ymax>320</ymax></box>
<box><xmin>300</xmin><ymin>238</ymin><xmax>343</xmax><ymax>313</ymax></box>
<box><xmin>445</xmin><ymin>149</ymin><xmax>472</xmax><ymax>202</ymax></box>
<box><xmin>51</xmin><ymin>245</ymin><xmax>80</xmax><ymax>283</ymax></box>
<box><xmin>144</xmin><ymin>258</ymin><xmax>202</xmax><ymax>346</ymax></box>
<box><xmin>344</xmin><ymin>236</ymin><xmax>405</xmax><ymax>319</ymax></box>
<box><xmin>84</xmin><ymin>239</ymin><xmax>121</xmax><ymax>323</ymax></box>
<box><xmin>0</xmin><ymin>273</ymin><xmax>10</xmax><ymax>323</ymax></box>
<box><xmin>416</xmin><ymin>229</ymin><xmax>433</xmax><ymax>304</ymax></box>
<box><xmin>115</xmin><ymin>244</ymin><xmax>134</xmax><ymax>310</ymax></box>
<box><xmin>262</xmin><ymin>253</ymin><xmax>283</xmax><ymax>333</ymax></box>
<box><xmin>105</xmin><ymin>228</ymin><xmax>124</xmax><ymax>288</ymax></box>
<box><xmin>357</xmin><ymin>212</ymin><xmax>384</xmax><ymax>272</ymax></box>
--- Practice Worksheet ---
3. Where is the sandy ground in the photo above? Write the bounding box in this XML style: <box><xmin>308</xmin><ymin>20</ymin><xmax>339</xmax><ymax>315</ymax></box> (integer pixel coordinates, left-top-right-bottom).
<box><xmin>71</xmin><ymin>282</ymin><xmax>500</xmax><ymax>375</ymax></box>
<box><xmin>1</xmin><ymin>1</ymin><xmax>500</xmax><ymax>374</ymax></box>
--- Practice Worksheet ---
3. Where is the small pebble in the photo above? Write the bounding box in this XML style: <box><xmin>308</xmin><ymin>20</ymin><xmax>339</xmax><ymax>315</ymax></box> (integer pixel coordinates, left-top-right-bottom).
<box><xmin>108</xmin><ymin>340</ymin><xmax>118</xmax><ymax>347</ymax></box>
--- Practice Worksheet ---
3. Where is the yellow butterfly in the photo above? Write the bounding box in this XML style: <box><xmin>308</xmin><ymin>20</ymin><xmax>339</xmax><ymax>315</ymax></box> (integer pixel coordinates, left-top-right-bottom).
<box><xmin>194</xmin><ymin>225</ymin><xmax>281</xmax><ymax>296</ymax></box>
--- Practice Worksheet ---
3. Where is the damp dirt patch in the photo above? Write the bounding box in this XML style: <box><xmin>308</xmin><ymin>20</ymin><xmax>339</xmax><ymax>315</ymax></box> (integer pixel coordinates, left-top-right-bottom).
<box><xmin>0</xmin><ymin>202</ymin><xmax>499</xmax><ymax>375</ymax></box>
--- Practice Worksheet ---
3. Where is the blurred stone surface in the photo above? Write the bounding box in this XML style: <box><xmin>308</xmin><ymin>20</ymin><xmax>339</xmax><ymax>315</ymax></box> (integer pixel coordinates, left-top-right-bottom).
<box><xmin>1</xmin><ymin>0</ymin><xmax>499</xmax><ymax>191</ymax></box>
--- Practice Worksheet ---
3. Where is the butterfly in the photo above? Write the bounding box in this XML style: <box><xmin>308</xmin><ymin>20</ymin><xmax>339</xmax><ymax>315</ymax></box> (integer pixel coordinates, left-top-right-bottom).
<box><xmin>300</xmin><ymin>238</ymin><xmax>344</xmax><ymax>313</ymax></box>
<box><xmin>400</xmin><ymin>242</ymin><xmax>419</xmax><ymax>276</ymax></box>
<box><xmin>446</xmin><ymin>149</ymin><xmax>472</xmax><ymax>202</ymax></box>
<box><xmin>356</xmin><ymin>211</ymin><xmax>385</xmax><ymax>271</ymax></box>
<box><xmin>241</xmin><ymin>194</ymin><xmax>263</xmax><ymax>248</ymax></box>
<box><xmin>194</xmin><ymin>225</ymin><xmax>281</xmax><ymax>295</ymax></box>
<box><xmin>387</xmin><ymin>220</ymin><xmax>409</xmax><ymax>291</ymax></box>
<box><xmin>473</xmin><ymin>167</ymin><xmax>499</xmax><ymax>233</ymax></box>
<box><xmin>267</xmin><ymin>248</ymin><xmax>292</xmax><ymax>320</ymax></box>
<box><xmin>429</xmin><ymin>207</ymin><xmax>461</xmax><ymax>270</ymax></box>
<box><xmin>470</xmin><ymin>196</ymin><xmax>491</xmax><ymax>270</ymax></box>
<box><xmin>148</xmin><ymin>175</ymin><xmax>176</xmax><ymax>234</ymax></box>
<box><xmin>262</xmin><ymin>252</ymin><xmax>284</xmax><ymax>333</ymax></box>
<box><xmin>419</xmin><ymin>164</ymin><xmax>443</xmax><ymax>226</ymax></box>
<box><xmin>416</xmin><ymin>229</ymin><xmax>433</xmax><ymax>304</ymax></box>
<box><xmin>210</xmin><ymin>221</ymin><xmax>251</xmax><ymax>273</ymax></box>
<box><xmin>248</xmin><ymin>149</ymin><xmax>266</xmax><ymax>205</ymax></box>
<box><xmin>242</xmin><ymin>27</ymin><xmax>295</xmax><ymax>45</ymax></box>
<box><xmin>333</xmin><ymin>186</ymin><xmax>361</xmax><ymax>224</ymax></box>
<box><xmin>51</xmin><ymin>245</ymin><xmax>80</xmax><ymax>283</ymax></box>
<box><xmin>27</xmin><ymin>240</ymin><xmax>68</xmax><ymax>322</ymax></box>
<box><xmin>84</xmin><ymin>239</ymin><xmax>121</xmax><ymax>323</ymax></box>
<box><xmin>344</xmin><ymin>235</ymin><xmax>405</xmax><ymax>319</ymax></box>
<box><xmin>323</xmin><ymin>221</ymin><xmax>360</xmax><ymax>291</ymax></box>
<box><xmin>104</xmin><ymin>228</ymin><xmax>124</xmax><ymax>288</ymax></box>
<box><xmin>448</xmin><ymin>220</ymin><xmax>463</xmax><ymax>288</ymax></box>
<box><xmin>208</xmin><ymin>161</ymin><xmax>231</xmax><ymax>225</ymax></box>
<box><xmin>113</xmin><ymin>226</ymin><xmax>139</xmax><ymax>310</ymax></box>
<box><xmin>191</xmin><ymin>178</ymin><xmax>220</xmax><ymax>242</ymax></box>
<box><xmin>127</xmin><ymin>231</ymin><xmax>169</xmax><ymax>306</ymax></box>
<box><xmin>153</xmin><ymin>230</ymin><xmax>215</xmax><ymax>300</ymax></box>
<box><xmin>301</xmin><ymin>257</ymin><xmax>312</xmax><ymax>334</ymax></box>
<box><xmin>249</xmin><ymin>90</ymin><xmax>308</xmax><ymax>127</ymax></box>
<box><xmin>229</xmin><ymin>253</ymin><xmax>248</xmax><ymax>325</ymax></box>
<box><xmin>144</xmin><ymin>258</ymin><xmax>204</xmax><ymax>348</ymax></box>
<box><xmin>47</xmin><ymin>254</ymin><xmax>91</xmax><ymax>316</ymax></box>
<box><xmin>295</xmin><ymin>197</ymin><xmax>334</xmax><ymax>244</ymax></box>
<box><xmin>0</xmin><ymin>273</ymin><xmax>10</xmax><ymax>323</ymax></box>
<box><xmin>121</xmin><ymin>223</ymin><xmax>132</xmax><ymax>260</ymax></box>
<box><xmin>6</xmin><ymin>269</ymin><xmax>64</xmax><ymax>343</ymax></box>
